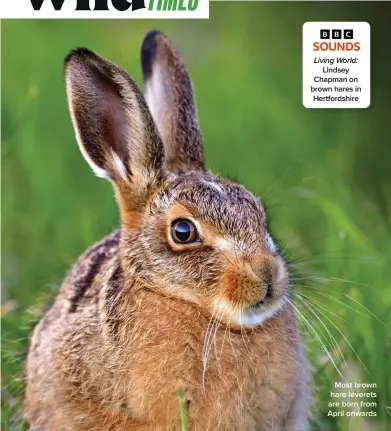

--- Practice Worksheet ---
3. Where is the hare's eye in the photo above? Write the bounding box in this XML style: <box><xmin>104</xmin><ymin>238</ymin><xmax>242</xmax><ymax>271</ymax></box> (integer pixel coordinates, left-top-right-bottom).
<box><xmin>171</xmin><ymin>219</ymin><xmax>199</xmax><ymax>244</ymax></box>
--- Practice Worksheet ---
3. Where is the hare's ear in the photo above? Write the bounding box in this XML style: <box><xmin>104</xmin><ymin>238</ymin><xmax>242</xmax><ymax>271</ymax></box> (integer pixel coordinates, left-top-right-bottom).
<box><xmin>65</xmin><ymin>48</ymin><xmax>165</xmax><ymax>204</ymax></box>
<box><xmin>141</xmin><ymin>31</ymin><xmax>205</xmax><ymax>173</ymax></box>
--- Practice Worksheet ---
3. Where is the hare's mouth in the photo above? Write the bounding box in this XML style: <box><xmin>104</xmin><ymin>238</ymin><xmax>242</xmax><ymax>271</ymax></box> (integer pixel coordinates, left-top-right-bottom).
<box><xmin>213</xmin><ymin>297</ymin><xmax>286</xmax><ymax>329</ymax></box>
<box><xmin>234</xmin><ymin>298</ymin><xmax>286</xmax><ymax>327</ymax></box>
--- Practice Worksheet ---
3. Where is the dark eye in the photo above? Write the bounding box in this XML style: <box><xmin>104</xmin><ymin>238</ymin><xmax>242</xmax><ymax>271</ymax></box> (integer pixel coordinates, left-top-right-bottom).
<box><xmin>170</xmin><ymin>219</ymin><xmax>199</xmax><ymax>244</ymax></box>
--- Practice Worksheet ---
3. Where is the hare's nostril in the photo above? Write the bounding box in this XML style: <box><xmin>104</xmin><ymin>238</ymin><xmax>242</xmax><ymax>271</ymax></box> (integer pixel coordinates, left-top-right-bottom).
<box><xmin>264</xmin><ymin>282</ymin><xmax>273</xmax><ymax>301</ymax></box>
<box><xmin>253</xmin><ymin>299</ymin><xmax>265</xmax><ymax>309</ymax></box>
<box><xmin>251</xmin><ymin>282</ymin><xmax>273</xmax><ymax>309</ymax></box>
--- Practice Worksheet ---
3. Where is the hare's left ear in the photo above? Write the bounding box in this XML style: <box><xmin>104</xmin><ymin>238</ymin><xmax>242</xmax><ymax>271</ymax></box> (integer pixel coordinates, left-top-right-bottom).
<box><xmin>65</xmin><ymin>48</ymin><xmax>165</xmax><ymax>200</ymax></box>
<box><xmin>141</xmin><ymin>31</ymin><xmax>205</xmax><ymax>173</ymax></box>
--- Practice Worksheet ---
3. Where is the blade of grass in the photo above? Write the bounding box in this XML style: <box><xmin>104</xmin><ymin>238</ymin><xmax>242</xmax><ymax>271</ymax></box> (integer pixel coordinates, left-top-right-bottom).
<box><xmin>177</xmin><ymin>389</ymin><xmax>189</xmax><ymax>431</ymax></box>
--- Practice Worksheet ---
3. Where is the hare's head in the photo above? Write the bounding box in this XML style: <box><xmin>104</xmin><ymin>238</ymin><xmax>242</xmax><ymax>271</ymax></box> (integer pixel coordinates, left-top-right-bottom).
<box><xmin>65</xmin><ymin>31</ymin><xmax>288</xmax><ymax>328</ymax></box>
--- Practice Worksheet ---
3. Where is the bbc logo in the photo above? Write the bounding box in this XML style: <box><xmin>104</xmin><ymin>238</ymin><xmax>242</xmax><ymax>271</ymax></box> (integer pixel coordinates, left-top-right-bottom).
<box><xmin>320</xmin><ymin>29</ymin><xmax>354</xmax><ymax>40</ymax></box>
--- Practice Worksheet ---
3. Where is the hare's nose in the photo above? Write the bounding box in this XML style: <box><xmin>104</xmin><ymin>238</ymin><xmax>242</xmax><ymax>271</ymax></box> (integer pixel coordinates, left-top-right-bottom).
<box><xmin>247</xmin><ymin>255</ymin><xmax>276</xmax><ymax>306</ymax></box>
<box><xmin>222</xmin><ymin>253</ymin><xmax>279</xmax><ymax>310</ymax></box>
<box><xmin>251</xmin><ymin>280</ymin><xmax>273</xmax><ymax>309</ymax></box>
<box><xmin>236</xmin><ymin>263</ymin><xmax>273</xmax><ymax>307</ymax></box>
<box><xmin>237</xmin><ymin>268</ymin><xmax>262</xmax><ymax>292</ymax></box>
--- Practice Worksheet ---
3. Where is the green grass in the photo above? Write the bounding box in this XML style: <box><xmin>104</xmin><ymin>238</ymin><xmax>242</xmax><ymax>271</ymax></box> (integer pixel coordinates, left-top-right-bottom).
<box><xmin>2</xmin><ymin>3</ymin><xmax>391</xmax><ymax>430</ymax></box>
<box><xmin>178</xmin><ymin>389</ymin><xmax>189</xmax><ymax>431</ymax></box>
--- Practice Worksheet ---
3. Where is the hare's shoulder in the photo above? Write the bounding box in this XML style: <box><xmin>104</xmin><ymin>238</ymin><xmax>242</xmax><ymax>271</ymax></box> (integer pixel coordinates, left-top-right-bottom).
<box><xmin>61</xmin><ymin>230</ymin><xmax>121</xmax><ymax>312</ymax></box>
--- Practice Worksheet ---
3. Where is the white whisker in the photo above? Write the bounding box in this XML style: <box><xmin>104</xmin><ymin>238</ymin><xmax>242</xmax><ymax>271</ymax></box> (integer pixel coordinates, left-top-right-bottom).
<box><xmin>293</xmin><ymin>292</ymin><xmax>348</xmax><ymax>372</ymax></box>
<box><xmin>294</xmin><ymin>292</ymin><xmax>369</xmax><ymax>375</ymax></box>
<box><xmin>293</xmin><ymin>285</ymin><xmax>378</xmax><ymax>323</ymax></box>
<box><xmin>286</xmin><ymin>297</ymin><xmax>344</xmax><ymax>379</ymax></box>
<box><xmin>342</xmin><ymin>293</ymin><xmax>388</xmax><ymax>329</ymax></box>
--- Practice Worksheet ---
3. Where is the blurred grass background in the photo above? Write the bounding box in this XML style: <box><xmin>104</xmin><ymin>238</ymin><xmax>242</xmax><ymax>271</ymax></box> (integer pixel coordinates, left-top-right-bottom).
<box><xmin>1</xmin><ymin>2</ymin><xmax>391</xmax><ymax>430</ymax></box>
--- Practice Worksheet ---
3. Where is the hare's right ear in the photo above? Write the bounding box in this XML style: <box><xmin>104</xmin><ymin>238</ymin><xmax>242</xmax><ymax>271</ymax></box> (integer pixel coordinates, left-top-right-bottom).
<box><xmin>141</xmin><ymin>31</ymin><xmax>205</xmax><ymax>173</ymax></box>
<box><xmin>65</xmin><ymin>48</ymin><xmax>165</xmax><ymax>208</ymax></box>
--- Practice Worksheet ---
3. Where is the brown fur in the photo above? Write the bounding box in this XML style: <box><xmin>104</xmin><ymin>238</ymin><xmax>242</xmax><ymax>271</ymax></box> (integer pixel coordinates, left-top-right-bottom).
<box><xmin>25</xmin><ymin>31</ymin><xmax>311</xmax><ymax>430</ymax></box>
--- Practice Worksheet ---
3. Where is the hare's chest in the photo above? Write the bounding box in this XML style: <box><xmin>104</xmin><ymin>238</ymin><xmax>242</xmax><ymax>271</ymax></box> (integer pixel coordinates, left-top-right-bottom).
<box><xmin>125</xmin><ymin>306</ymin><xmax>299</xmax><ymax>430</ymax></box>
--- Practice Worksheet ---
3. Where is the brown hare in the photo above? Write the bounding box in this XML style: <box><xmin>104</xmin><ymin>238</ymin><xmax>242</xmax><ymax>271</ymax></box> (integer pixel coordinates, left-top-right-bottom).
<box><xmin>25</xmin><ymin>30</ymin><xmax>310</xmax><ymax>430</ymax></box>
